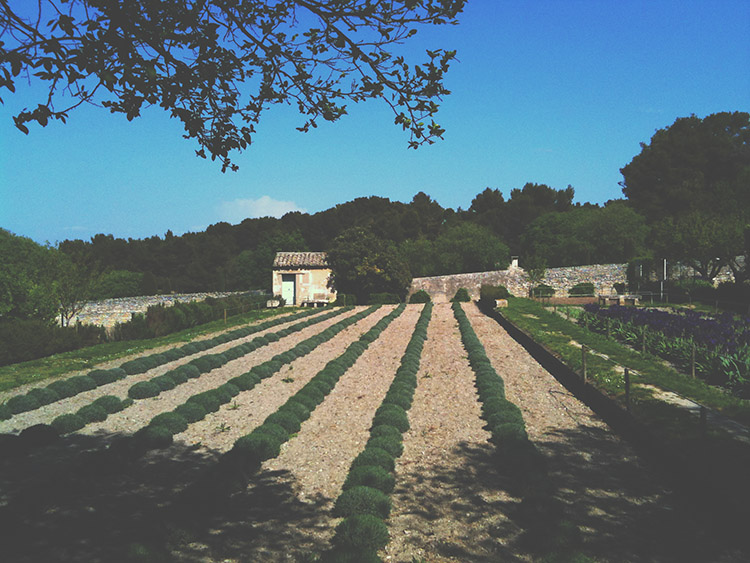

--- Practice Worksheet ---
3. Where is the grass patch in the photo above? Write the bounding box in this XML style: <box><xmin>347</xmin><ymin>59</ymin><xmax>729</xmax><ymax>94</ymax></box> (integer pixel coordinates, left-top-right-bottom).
<box><xmin>502</xmin><ymin>298</ymin><xmax>750</xmax><ymax>426</ymax></box>
<box><xmin>0</xmin><ymin>308</ymin><xmax>290</xmax><ymax>393</ymax></box>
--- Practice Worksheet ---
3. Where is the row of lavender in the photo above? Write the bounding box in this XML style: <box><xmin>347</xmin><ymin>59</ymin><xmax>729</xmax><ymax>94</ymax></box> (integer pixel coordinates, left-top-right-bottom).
<box><xmin>579</xmin><ymin>304</ymin><xmax>750</xmax><ymax>391</ymax></box>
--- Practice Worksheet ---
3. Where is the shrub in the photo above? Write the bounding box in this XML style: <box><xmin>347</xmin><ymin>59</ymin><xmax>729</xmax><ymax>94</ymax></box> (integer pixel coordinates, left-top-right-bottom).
<box><xmin>0</xmin><ymin>403</ymin><xmax>12</xmax><ymax>420</ymax></box>
<box><xmin>281</xmin><ymin>400</ymin><xmax>311</xmax><ymax>421</ymax></box>
<box><xmin>88</xmin><ymin>369</ymin><xmax>120</xmax><ymax>386</ymax></box>
<box><xmin>292</xmin><ymin>393</ymin><xmax>318</xmax><ymax>411</ymax></box>
<box><xmin>166</xmin><ymin>369</ymin><xmax>189</xmax><ymax>385</ymax></box>
<box><xmin>188</xmin><ymin>391</ymin><xmax>222</xmax><ymax>413</ymax></box>
<box><xmin>18</xmin><ymin>424</ymin><xmax>59</xmax><ymax>448</ymax></box>
<box><xmin>451</xmin><ymin>287</ymin><xmax>471</xmax><ymax>302</ymax></box>
<box><xmin>408</xmin><ymin>290</ymin><xmax>431</xmax><ymax>304</ymax></box>
<box><xmin>174</xmin><ymin>402</ymin><xmax>207</xmax><ymax>423</ymax></box>
<box><xmin>484</xmin><ymin>408</ymin><xmax>525</xmax><ymax>429</ymax></box>
<box><xmin>366</xmin><ymin>436</ymin><xmax>403</xmax><ymax>457</ymax></box>
<box><xmin>252</xmin><ymin>364</ymin><xmax>274</xmax><ymax>379</ymax></box>
<box><xmin>134</xmin><ymin>425</ymin><xmax>174</xmax><ymax>449</ymax></box>
<box><xmin>152</xmin><ymin>374</ymin><xmax>177</xmax><ymax>392</ymax></box>
<box><xmin>105</xmin><ymin>367</ymin><xmax>126</xmax><ymax>381</ymax></box>
<box><xmin>68</xmin><ymin>375</ymin><xmax>97</xmax><ymax>393</ymax></box>
<box><xmin>178</xmin><ymin>364</ymin><xmax>201</xmax><ymax>379</ymax></box>
<box><xmin>254</xmin><ymin>423</ymin><xmax>289</xmax><ymax>442</ymax></box>
<box><xmin>265</xmin><ymin>411</ymin><xmax>301</xmax><ymax>434</ymax></box>
<box><xmin>368</xmin><ymin>293</ymin><xmax>400</xmax><ymax>304</ymax></box>
<box><xmin>297</xmin><ymin>387</ymin><xmax>325</xmax><ymax>407</ymax></box>
<box><xmin>6</xmin><ymin>394</ymin><xmax>41</xmax><ymax>414</ymax></box>
<box><xmin>121</xmin><ymin>358</ymin><xmax>149</xmax><ymax>375</ymax></box>
<box><xmin>149</xmin><ymin>412</ymin><xmax>189</xmax><ymax>434</ymax></box>
<box><xmin>382</xmin><ymin>392</ymin><xmax>411</xmax><ymax>411</ymax></box>
<box><xmin>531</xmin><ymin>284</ymin><xmax>555</xmax><ymax>298</ymax></box>
<box><xmin>47</xmin><ymin>379</ymin><xmax>77</xmax><ymax>399</ymax></box>
<box><xmin>489</xmin><ymin>422</ymin><xmax>529</xmax><ymax>449</ymax></box>
<box><xmin>212</xmin><ymin>353</ymin><xmax>229</xmax><ymax>368</ymax></box>
<box><xmin>334</xmin><ymin>486</ymin><xmax>392</xmax><ymax>518</ymax></box>
<box><xmin>128</xmin><ymin>381</ymin><xmax>162</xmax><ymax>400</ymax></box>
<box><xmin>351</xmin><ymin>447</ymin><xmax>395</xmax><ymax>472</ymax></box>
<box><xmin>333</xmin><ymin>514</ymin><xmax>390</xmax><ymax>551</ymax></box>
<box><xmin>161</xmin><ymin>348</ymin><xmax>184</xmax><ymax>362</ymax></box>
<box><xmin>233</xmin><ymin>433</ymin><xmax>281</xmax><ymax>462</ymax></box>
<box><xmin>51</xmin><ymin>413</ymin><xmax>86</xmax><ymax>434</ymax></box>
<box><xmin>92</xmin><ymin>395</ymin><xmax>128</xmax><ymax>414</ymax></box>
<box><xmin>333</xmin><ymin>294</ymin><xmax>357</xmax><ymax>306</ymax></box>
<box><xmin>77</xmin><ymin>404</ymin><xmax>108</xmax><ymax>423</ymax></box>
<box><xmin>229</xmin><ymin>373</ymin><xmax>258</xmax><ymax>391</ymax></box>
<box><xmin>480</xmin><ymin>283</ymin><xmax>511</xmax><ymax>301</ymax></box>
<box><xmin>479</xmin><ymin>284</ymin><xmax>511</xmax><ymax>309</ymax></box>
<box><xmin>343</xmin><ymin>466</ymin><xmax>395</xmax><ymax>493</ymax></box>
<box><xmin>189</xmin><ymin>356</ymin><xmax>215</xmax><ymax>373</ymax></box>
<box><xmin>219</xmin><ymin>382</ymin><xmax>241</xmax><ymax>398</ymax></box>
<box><xmin>371</xmin><ymin>409</ymin><xmax>409</xmax><ymax>433</ymax></box>
<box><xmin>369</xmin><ymin>425</ymin><xmax>402</xmax><ymax>441</ymax></box>
<box><xmin>569</xmin><ymin>282</ymin><xmax>595</xmax><ymax>297</ymax></box>
<box><xmin>181</xmin><ymin>343</ymin><xmax>199</xmax><ymax>355</ymax></box>
<box><xmin>213</xmin><ymin>385</ymin><xmax>235</xmax><ymax>404</ymax></box>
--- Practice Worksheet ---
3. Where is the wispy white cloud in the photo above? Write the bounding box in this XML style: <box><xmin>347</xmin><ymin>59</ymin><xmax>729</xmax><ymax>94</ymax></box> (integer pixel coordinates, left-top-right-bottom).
<box><xmin>217</xmin><ymin>196</ymin><xmax>307</xmax><ymax>223</ymax></box>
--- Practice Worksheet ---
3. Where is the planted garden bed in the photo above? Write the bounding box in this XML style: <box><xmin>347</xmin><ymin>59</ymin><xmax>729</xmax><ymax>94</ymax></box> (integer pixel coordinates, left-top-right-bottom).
<box><xmin>0</xmin><ymin>303</ymin><xmax>746</xmax><ymax>562</ymax></box>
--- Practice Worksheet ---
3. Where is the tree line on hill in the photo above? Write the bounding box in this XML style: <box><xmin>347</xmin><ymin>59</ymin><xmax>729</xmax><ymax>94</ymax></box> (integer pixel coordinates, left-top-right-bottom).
<box><xmin>1</xmin><ymin>111</ymin><xmax>749</xmax><ymax>327</ymax></box>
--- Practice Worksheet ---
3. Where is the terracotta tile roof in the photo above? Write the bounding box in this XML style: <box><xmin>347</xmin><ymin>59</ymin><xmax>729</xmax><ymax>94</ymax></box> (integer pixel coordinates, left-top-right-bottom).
<box><xmin>273</xmin><ymin>251</ymin><xmax>329</xmax><ymax>268</ymax></box>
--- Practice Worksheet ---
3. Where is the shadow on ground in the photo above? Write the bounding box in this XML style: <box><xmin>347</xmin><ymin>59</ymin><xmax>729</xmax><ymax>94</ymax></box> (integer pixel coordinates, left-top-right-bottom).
<box><xmin>386</xmin><ymin>440</ymin><xmax>530</xmax><ymax>562</ymax></box>
<box><xmin>535</xmin><ymin>423</ymin><xmax>747</xmax><ymax>562</ymax></box>
<box><xmin>0</xmin><ymin>432</ymin><xmax>331</xmax><ymax>562</ymax></box>
<box><xmin>387</xmin><ymin>427</ymin><xmax>748</xmax><ymax>563</ymax></box>
<box><xmin>2</xmin><ymin>425</ymin><xmax>748</xmax><ymax>562</ymax></box>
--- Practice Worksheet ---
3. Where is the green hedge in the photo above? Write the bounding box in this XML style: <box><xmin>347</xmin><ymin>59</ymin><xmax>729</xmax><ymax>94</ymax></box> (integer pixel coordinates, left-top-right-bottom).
<box><xmin>324</xmin><ymin>302</ymin><xmax>433</xmax><ymax>561</ymax></box>
<box><xmin>451</xmin><ymin>287</ymin><xmax>471</xmax><ymax>302</ymax></box>
<box><xmin>408</xmin><ymin>290</ymin><xmax>431</xmax><ymax>304</ymax></box>
<box><xmin>452</xmin><ymin>302</ymin><xmax>576</xmax><ymax>557</ymax></box>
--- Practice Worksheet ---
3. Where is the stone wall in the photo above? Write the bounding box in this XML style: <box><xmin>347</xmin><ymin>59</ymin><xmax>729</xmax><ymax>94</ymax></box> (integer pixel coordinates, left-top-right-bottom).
<box><xmin>409</xmin><ymin>263</ymin><xmax>627</xmax><ymax>303</ymax></box>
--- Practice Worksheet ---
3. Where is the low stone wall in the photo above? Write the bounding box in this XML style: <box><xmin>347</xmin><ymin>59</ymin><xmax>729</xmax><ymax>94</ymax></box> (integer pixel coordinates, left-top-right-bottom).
<box><xmin>410</xmin><ymin>264</ymin><xmax>627</xmax><ymax>303</ymax></box>
<box><xmin>72</xmin><ymin>292</ymin><xmax>241</xmax><ymax>328</ymax></box>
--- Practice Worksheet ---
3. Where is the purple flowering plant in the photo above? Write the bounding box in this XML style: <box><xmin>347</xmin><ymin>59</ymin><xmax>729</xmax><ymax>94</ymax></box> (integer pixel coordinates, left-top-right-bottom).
<box><xmin>579</xmin><ymin>304</ymin><xmax>750</xmax><ymax>392</ymax></box>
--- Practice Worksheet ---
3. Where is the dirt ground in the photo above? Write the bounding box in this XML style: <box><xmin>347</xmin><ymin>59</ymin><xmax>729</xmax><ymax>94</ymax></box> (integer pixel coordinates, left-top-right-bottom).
<box><xmin>0</xmin><ymin>304</ymin><xmax>746</xmax><ymax>562</ymax></box>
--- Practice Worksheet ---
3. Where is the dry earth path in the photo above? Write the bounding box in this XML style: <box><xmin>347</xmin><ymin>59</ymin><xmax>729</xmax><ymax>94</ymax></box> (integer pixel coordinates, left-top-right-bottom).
<box><xmin>384</xmin><ymin>303</ymin><xmax>527</xmax><ymax>563</ymax></box>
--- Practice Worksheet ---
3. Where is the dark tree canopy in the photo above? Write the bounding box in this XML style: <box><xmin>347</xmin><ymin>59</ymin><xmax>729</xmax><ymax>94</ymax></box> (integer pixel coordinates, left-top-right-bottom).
<box><xmin>0</xmin><ymin>0</ymin><xmax>465</xmax><ymax>171</ymax></box>
<box><xmin>620</xmin><ymin>112</ymin><xmax>750</xmax><ymax>280</ymax></box>
<box><xmin>620</xmin><ymin>112</ymin><xmax>750</xmax><ymax>221</ymax></box>
<box><xmin>326</xmin><ymin>226</ymin><xmax>411</xmax><ymax>302</ymax></box>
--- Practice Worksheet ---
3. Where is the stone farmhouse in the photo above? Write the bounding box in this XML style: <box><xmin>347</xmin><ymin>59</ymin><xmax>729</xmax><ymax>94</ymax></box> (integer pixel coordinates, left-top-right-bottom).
<box><xmin>272</xmin><ymin>252</ymin><xmax>337</xmax><ymax>306</ymax></box>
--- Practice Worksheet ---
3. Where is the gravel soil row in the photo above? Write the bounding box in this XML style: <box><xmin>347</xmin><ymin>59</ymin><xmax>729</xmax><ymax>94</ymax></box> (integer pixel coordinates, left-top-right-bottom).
<box><xmin>0</xmin><ymin>309</ymin><xmax>299</xmax><ymax>405</ymax></box>
<box><xmin>162</xmin><ymin>305</ymin><xmax>394</xmax><ymax>455</ymax></box>
<box><xmin>169</xmin><ymin>304</ymin><xmax>424</xmax><ymax>561</ymax></box>
<box><xmin>383</xmin><ymin>302</ymin><xmax>524</xmax><ymax>563</ymax></box>
<box><xmin>0</xmin><ymin>308</ymin><xmax>347</xmax><ymax>435</ymax></box>
<box><xmin>82</xmin><ymin>306</ymin><xmax>372</xmax><ymax>440</ymax></box>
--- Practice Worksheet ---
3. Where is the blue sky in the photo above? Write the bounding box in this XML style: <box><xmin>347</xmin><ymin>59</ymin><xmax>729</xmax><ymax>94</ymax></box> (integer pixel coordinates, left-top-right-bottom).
<box><xmin>1</xmin><ymin>0</ymin><xmax>748</xmax><ymax>245</ymax></box>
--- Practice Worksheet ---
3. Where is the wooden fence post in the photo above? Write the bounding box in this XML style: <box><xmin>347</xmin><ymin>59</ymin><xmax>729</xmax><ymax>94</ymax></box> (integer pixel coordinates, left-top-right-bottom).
<box><xmin>624</xmin><ymin>368</ymin><xmax>631</xmax><ymax>412</ymax></box>
<box><xmin>223</xmin><ymin>308</ymin><xmax>227</xmax><ymax>324</ymax></box>
<box><xmin>582</xmin><ymin>345</ymin><xmax>588</xmax><ymax>383</ymax></box>
<box><xmin>691</xmin><ymin>340</ymin><xmax>696</xmax><ymax>378</ymax></box>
